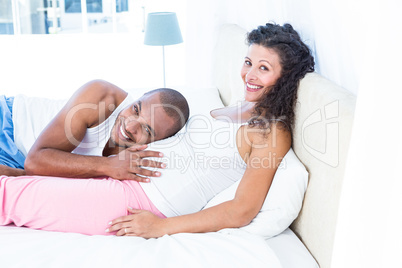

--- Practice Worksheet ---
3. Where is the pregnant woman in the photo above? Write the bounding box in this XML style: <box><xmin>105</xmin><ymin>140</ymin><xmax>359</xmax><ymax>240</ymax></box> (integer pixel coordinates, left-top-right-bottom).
<box><xmin>0</xmin><ymin>22</ymin><xmax>314</xmax><ymax>237</ymax></box>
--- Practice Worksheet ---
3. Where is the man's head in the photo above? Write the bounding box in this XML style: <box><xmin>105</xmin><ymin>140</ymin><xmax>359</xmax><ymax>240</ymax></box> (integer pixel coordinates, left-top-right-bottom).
<box><xmin>110</xmin><ymin>88</ymin><xmax>189</xmax><ymax>148</ymax></box>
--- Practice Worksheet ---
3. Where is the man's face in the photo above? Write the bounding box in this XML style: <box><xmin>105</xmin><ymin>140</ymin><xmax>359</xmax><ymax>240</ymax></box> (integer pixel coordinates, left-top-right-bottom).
<box><xmin>110</xmin><ymin>92</ymin><xmax>176</xmax><ymax>148</ymax></box>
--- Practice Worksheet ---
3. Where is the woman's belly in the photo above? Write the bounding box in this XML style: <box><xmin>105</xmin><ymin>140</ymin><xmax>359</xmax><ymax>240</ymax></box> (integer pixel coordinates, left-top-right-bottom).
<box><xmin>140</xmin><ymin>117</ymin><xmax>246</xmax><ymax>217</ymax></box>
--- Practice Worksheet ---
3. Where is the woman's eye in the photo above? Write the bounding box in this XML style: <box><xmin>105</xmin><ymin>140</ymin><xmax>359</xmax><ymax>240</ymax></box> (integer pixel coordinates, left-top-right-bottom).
<box><xmin>260</xmin><ymin>66</ymin><xmax>269</xmax><ymax>71</ymax></box>
<box><xmin>245</xmin><ymin>60</ymin><xmax>251</xmax><ymax>66</ymax></box>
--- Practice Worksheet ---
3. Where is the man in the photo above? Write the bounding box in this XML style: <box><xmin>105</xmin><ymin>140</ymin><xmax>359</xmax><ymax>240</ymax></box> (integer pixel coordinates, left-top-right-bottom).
<box><xmin>0</xmin><ymin>80</ymin><xmax>190</xmax><ymax>181</ymax></box>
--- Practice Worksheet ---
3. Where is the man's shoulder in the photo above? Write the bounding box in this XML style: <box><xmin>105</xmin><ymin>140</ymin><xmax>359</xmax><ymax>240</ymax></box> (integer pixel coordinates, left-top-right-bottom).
<box><xmin>78</xmin><ymin>80</ymin><xmax>127</xmax><ymax>105</ymax></box>
<box><xmin>62</xmin><ymin>80</ymin><xmax>129</xmax><ymax>128</ymax></box>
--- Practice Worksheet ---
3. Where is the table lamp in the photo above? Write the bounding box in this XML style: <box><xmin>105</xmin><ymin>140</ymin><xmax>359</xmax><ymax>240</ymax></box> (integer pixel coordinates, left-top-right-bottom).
<box><xmin>144</xmin><ymin>12</ymin><xmax>183</xmax><ymax>87</ymax></box>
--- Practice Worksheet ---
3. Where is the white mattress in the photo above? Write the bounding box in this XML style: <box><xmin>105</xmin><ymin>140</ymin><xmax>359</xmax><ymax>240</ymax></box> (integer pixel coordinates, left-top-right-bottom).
<box><xmin>0</xmin><ymin>225</ymin><xmax>317</xmax><ymax>268</ymax></box>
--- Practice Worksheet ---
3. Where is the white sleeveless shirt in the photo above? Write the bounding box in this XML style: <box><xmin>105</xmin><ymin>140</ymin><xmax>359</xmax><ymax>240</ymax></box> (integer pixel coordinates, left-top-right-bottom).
<box><xmin>12</xmin><ymin>94</ymin><xmax>133</xmax><ymax>156</ymax></box>
<box><xmin>71</xmin><ymin>94</ymin><xmax>134</xmax><ymax>156</ymax></box>
<box><xmin>140</xmin><ymin>116</ymin><xmax>247</xmax><ymax>217</ymax></box>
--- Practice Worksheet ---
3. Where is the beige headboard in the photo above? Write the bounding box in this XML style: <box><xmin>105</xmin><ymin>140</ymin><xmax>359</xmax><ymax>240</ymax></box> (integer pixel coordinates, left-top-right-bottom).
<box><xmin>212</xmin><ymin>24</ymin><xmax>356</xmax><ymax>268</ymax></box>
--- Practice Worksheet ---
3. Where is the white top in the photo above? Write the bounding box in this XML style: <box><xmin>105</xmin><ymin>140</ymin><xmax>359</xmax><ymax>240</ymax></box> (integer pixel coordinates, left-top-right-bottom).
<box><xmin>71</xmin><ymin>94</ymin><xmax>133</xmax><ymax>156</ymax></box>
<box><xmin>140</xmin><ymin>116</ymin><xmax>247</xmax><ymax>217</ymax></box>
<box><xmin>12</xmin><ymin>94</ymin><xmax>133</xmax><ymax>157</ymax></box>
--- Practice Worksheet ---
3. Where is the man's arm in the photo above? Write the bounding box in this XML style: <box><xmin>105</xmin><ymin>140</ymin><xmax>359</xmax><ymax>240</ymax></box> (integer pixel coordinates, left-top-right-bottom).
<box><xmin>24</xmin><ymin>80</ymin><xmax>163</xmax><ymax>180</ymax></box>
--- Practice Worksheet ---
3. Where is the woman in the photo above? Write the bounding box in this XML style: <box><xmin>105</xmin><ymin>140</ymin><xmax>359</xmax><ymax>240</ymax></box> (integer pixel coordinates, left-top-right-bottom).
<box><xmin>0</xmin><ymin>23</ymin><xmax>314</xmax><ymax>237</ymax></box>
<box><xmin>106</xmin><ymin>22</ymin><xmax>314</xmax><ymax>237</ymax></box>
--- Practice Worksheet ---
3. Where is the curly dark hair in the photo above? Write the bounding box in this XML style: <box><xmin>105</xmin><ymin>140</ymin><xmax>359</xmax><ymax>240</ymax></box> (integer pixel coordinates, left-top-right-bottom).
<box><xmin>247</xmin><ymin>23</ymin><xmax>315</xmax><ymax>133</ymax></box>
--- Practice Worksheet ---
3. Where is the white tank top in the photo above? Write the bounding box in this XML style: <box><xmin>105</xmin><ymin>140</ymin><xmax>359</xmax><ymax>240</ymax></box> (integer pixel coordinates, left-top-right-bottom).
<box><xmin>72</xmin><ymin>94</ymin><xmax>134</xmax><ymax>156</ymax></box>
<box><xmin>12</xmin><ymin>94</ymin><xmax>133</xmax><ymax>156</ymax></box>
<box><xmin>140</xmin><ymin>116</ymin><xmax>247</xmax><ymax>217</ymax></box>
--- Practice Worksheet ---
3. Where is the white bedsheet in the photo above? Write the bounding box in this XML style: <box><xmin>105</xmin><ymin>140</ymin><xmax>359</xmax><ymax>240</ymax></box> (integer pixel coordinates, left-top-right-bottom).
<box><xmin>0</xmin><ymin>225</ymin><xmax>317</xmax><ymax>268</ymax></box>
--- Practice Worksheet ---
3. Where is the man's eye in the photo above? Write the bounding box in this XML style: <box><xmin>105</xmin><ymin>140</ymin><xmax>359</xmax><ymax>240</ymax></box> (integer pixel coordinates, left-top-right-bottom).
<box><xmin>145</xmin><ymin>127</ymin><xmax>151</xmax><ymax>135</ymax></box>
<box><xmin>133</xmin><ymin>105</ymin><xmax>139</xmax><ymax>115</ymax></box>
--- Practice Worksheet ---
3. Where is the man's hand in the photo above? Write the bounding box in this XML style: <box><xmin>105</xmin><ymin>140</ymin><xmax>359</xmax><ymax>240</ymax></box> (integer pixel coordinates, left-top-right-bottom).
<box><xmin>106</xmin><ymin>144</ymin><xmax>166</xmax><ymax>182</ymax></box>
<box><xmin>0</xmin><ymin>165</ymin><xmax>26</xmax><ymax>177</ymax></box>
<box><xmin>106</xmin><ymin>207</ymin><xmax>165</xmax><ymax>238</ymax></box>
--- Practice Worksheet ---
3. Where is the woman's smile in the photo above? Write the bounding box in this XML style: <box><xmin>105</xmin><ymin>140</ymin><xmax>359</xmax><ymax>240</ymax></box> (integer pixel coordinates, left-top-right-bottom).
<box><xmin>246</xmin><ymin>82</ymin><xmax>264</xmax><ymax>92</ymax></box>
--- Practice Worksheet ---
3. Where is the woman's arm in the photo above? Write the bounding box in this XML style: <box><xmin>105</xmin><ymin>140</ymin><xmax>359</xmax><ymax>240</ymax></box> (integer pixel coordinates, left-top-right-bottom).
<box><xmin>107</xmin><ymin>123</ymin><xmax>292</xmax><ymax>238</ymax></box>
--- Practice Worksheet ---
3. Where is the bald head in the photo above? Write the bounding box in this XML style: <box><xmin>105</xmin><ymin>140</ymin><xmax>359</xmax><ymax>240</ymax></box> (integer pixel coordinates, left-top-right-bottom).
<box><xmin>145</xmin><ymin>88</ymin><xmax>190</xmax><ymax>137</ymax></box>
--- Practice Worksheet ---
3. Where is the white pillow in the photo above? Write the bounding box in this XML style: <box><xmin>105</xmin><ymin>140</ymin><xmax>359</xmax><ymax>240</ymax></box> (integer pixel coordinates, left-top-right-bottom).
<box><xmin>203</xmin><ymin>148</ymin><xmax>308</xmax><ymax>239</ymax></box>
<box><xmin>126</xmin><ymin>86</ymin><xmax>224</xmax><ymax>118</ymax></box>
<box><xmin>174</xmin><ymin>86</ymin><xmax>225</xmax><ymax>119</ymax></box>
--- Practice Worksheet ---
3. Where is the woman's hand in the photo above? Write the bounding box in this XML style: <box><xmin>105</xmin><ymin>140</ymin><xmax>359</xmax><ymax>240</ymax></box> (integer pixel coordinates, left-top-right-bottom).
<box><xmin>106</xmin><ymin>207</ymin><xmax>166</xmax><ymax>238</ymax></box>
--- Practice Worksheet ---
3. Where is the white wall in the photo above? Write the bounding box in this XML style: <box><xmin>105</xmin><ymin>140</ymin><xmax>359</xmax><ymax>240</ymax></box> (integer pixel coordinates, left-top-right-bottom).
<box><xmin>0</xmin><ymin>32</ymin><xmax>185</xmax><ymax>99</ymax></box>
<box><xmin>1</xmin><ymin>0</ymin><xmax>394</xmax><ymax>98</ymax></box>
<box><xmin>1</xmin><ymin>0</ymin><xmax>368</xmax><ymax>98</ymax></box>
<box><xmin>185</xmin><ymin>0</ymin><xmax>370</xmax><ymax>95</ymax></box>
<box><xmin>331</xmin><ymin>2</ymin><xmax>402</xmax><ymax>267</ymax></box>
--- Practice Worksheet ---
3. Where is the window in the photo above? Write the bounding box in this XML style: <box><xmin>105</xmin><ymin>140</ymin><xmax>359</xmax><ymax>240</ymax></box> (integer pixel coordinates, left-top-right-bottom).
<box><xmin>65</xmin><ymin>0</ymin><xmax>103</xmax><ymax>13</ymax></box>
<box><xmin>116</xmin><ymin>0</ymin><xmax>128</xmax><ymax>13</ymax></box>
<box><xmin>64</xmin><ymin>0</ymin><xmax>128</xmax><ymax>14</ymax></box>
<box><xmin>0</xmin><ymin>0</ymin><xmax>13</xmax><ymax>34</ymax></box>
<box><xmin>1</xmin><ymin>0</ymin><xmax>138</xmax><ymax>34</ymax></box>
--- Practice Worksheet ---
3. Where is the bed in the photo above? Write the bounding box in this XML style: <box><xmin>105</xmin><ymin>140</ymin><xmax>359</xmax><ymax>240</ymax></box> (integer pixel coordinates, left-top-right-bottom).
<box><xmin>0</xmin><ymin>24</ymin><xmax>355</xmax><ymax>268</ymax></box>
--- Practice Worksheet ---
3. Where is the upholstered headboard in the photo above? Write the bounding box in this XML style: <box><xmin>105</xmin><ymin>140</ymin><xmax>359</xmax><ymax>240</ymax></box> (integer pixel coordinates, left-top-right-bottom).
<box><xmin>212</xmin><ymin>24</ymin><xmax>356</xmax><ymax>268</ymax></box>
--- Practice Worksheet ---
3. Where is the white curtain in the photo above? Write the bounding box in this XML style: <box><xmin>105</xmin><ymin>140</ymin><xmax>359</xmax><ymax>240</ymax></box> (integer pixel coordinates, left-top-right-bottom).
<box><xmin>331</xmin><ymin>1</ymin><xmax>402</xmax><ymax>267</ymax></box>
